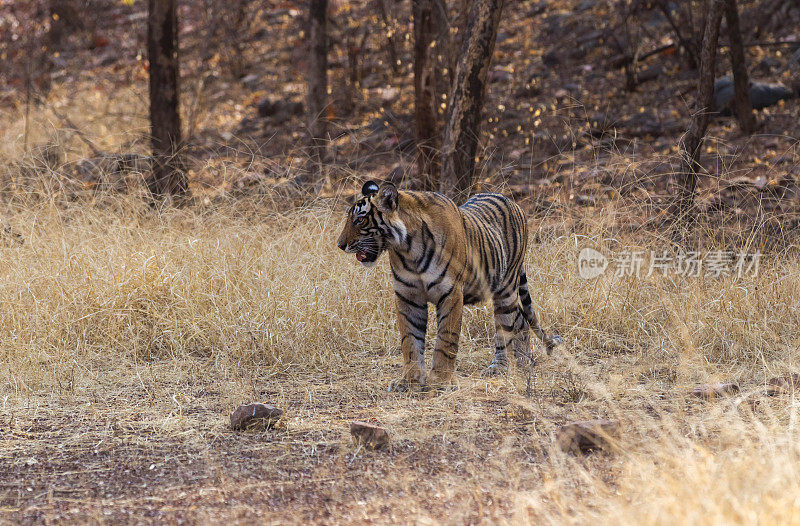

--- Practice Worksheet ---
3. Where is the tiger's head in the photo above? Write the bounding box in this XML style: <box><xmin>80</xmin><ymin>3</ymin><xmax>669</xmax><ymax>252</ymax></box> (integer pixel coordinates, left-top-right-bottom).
<box><xmin>337</xmin><ymin>180</ymin><xmax>400</xmax><ymax>268</ymax></box>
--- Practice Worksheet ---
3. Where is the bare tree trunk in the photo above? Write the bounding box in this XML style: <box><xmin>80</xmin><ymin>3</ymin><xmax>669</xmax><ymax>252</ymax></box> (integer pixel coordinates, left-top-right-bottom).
<box><xmin>306</xmin><ymin>0</ymin><xmax>329</xmax><ymax>172</ymax></box>
<box><xmin>413</xmin><ymin>0</ymin><xmax>440</xmax><ymax>190</ymax></box>
<box><xmin>439</xmin><ymin>0</ymin><xmax>505</xmax><ymax>203</ymax></box>
<box><xmin>147</xmin><ymin>0</ymin><xmax>189</xmax><ymax>201</ymax></box>
<box><xmin>449</xmin><ymin>0</ymin><xmax>469</xmax><ymax>75</ymax></box>
<box><xmin>376</xmin><ymin>0</ymin><xmax>401</xmax><ymax>75</ymax></box>
<box><xmin>432</xmin><ymin>0</ymin><xmax>452</xmax><ymax>116</ymax></box>
<box><xmin>676</xmin><ymin>0</ymin><xmax>724</xmax><ymax>221</ymax></box>
<box><xmin>725</xmin><ymin>0</ymin><xmax>756</xmax><ymax>134</ymax></box>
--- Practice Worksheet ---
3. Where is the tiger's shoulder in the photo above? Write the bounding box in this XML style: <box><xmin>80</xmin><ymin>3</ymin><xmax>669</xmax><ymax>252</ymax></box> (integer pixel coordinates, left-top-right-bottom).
<box><xmin>395</xmin><ymin>190</ymin><xmax>461</xmax><ymax>223</ymax></box>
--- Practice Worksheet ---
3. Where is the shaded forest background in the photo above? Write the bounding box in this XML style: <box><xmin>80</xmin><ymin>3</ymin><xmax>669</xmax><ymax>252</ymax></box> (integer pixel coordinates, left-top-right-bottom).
<box><xmin>1</xmin><ymin>0</ymin><xmax>800</xmax><ymax>232</ymax></box>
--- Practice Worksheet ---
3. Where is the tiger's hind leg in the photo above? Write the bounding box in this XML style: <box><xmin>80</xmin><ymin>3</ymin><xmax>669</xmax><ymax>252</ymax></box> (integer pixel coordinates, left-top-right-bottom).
<box><xmin>510</xmin><ymin>312</ymin><xmax>533</xmax><ymax>365</ymax></box>
<box><xmin>483</xmin><ymin>286</ymin><xmax>527</xmax><ymax>376</ymax></box>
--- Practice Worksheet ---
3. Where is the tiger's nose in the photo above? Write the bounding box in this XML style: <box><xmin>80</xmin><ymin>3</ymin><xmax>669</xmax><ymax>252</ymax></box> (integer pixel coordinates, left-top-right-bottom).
<box><xmin>337</xmin><ymin>241</ymin><xmax>347</xmax><ymax>251</ymax></box>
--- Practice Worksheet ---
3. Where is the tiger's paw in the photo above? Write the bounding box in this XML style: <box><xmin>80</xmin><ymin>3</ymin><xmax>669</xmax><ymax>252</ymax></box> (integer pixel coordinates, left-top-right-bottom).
<box><xmin>545</xmin><ymin>334</ymin><xmax>564</xmax><ymax>356</ymax></box>
<box><xmin>424</xmin><ymin>369</ymin><xmax>457</xmax><ymax>392</ymax></box>
<box><xmin>389</xmin><ymin>369</ymin><xmax>426</xmax><ymax>392</ymax></box>
<box><xmin>389</xmin><ymin>378</ymin><xmax>420</xmax><ymax>392</ymax></box>
<box><xmin>481</xmin><ymin>362</ymin><xmax>508</xmax><ymax>377</ymax></box>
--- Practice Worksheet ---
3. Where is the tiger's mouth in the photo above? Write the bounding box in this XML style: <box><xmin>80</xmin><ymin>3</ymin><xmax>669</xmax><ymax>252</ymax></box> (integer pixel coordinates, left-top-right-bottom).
<box><xmin>356</xmin><ymin>250</ymin><xmax>378</xmax><ymax>264</ymax></box>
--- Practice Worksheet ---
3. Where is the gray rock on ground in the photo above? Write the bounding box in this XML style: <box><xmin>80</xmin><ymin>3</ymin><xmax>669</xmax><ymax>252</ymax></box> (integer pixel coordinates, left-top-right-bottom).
<box><xmin>556</xmin><ymin>419</ymin><xmax>620</xmax><ymax>454</ymax></box>
<box><xmin>349</xmin><ymin>421</ymin><xmax>390</xmax><ymax>450</ymax></box>
<box><xmin>230</xmin><ymin>403</ymin><xmax>283</xmax><ymax>431</ymax></box>
<box><xmin>713</xmin><ymin>76</ymin><xmax>795</xmax><ymax>114</ymax></box>
<box><xmin>692</xmin><ymin>383</ymin><xmax>740</xmax><ymax>400</ymax></box>
<box><xmin>765</xmin><ymin>373</ymin><xmax>800</xmax><ymax>396</ymax></box>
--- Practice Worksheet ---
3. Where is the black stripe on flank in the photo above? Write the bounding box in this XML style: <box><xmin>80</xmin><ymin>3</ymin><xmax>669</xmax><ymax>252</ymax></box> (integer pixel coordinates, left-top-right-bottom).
<box><xmin>513</xmin><ymin>310</ymin><xmax>525</xmax><ymax>330</ymax></box>
<box><xmin>494</xmin><ymin>292</ymin><xmax>513</xmax><ymax>304</ymax></box>
<box><xmin>492</xmin><ymin>199</ymin><xmax>509</xmax><ymax>226</ymax></box>
<box><xmin>437</xmin><ymin>305</ymin><xmax>454</xmax><ymax>325</ymax></box>
<box><xmin>437</xmin><ymin>335</ymin><xmax>459</xmax><ymax>346</ymax></box>
<box><xmin>402</xmin><ymin>333</ymin><xmax>424</xmax><ymax>344</ymax></box>
<box><xmin>479</xmin><ymin>204</ymin><xmax>502</xmax><ymax>226</ymax></box>
<box><xmin>499</xmin><ymin>322</ymin><xmax>517</xmax><ymax>333</ymax></box>
<box><xmin>496</xmin><ymin>279</ymin><xmax>517</xmax><ymax>297</ymax></box>
<box><xmin>463</xmin><ymin>292</ymin><xmax>482</xmax><ymax>305</ymax></box>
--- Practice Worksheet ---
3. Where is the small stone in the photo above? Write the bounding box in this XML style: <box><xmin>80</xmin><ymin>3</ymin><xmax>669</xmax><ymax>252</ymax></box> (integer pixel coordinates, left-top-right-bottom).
<box><xmin>556</xmin><ymin>419</ymin><xmax>620</xmax><ymax>454</ymax></box>
<box><xmin>692</xmin><ymin>383</ymin><xmax>740</xmax><ymax>400</ymax></box>
<box><xmin>765</xmin><ymin>373</ymin><xmax>800</xmax><ymax>396</ymax></box>
<box><xmin>350</xmin><ymin>421</ymin><xmax>390</xmax><ymax>450</ymax></box>
<box><xmin>230</xmin><ymin>403</ymin><xmax>283</xmax><ymax>430</ymax></box>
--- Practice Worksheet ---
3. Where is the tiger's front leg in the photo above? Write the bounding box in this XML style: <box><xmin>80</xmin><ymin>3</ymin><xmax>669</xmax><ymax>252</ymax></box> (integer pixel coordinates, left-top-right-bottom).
<box><xmin>389</xmin><ymin>292</ymin><xmax>428</xmax><ymax>392</ymax></box>
<box><xmin>428</xmin><ymin>287</ymin><xmax>463</xmax><ymax>389</ymax></box>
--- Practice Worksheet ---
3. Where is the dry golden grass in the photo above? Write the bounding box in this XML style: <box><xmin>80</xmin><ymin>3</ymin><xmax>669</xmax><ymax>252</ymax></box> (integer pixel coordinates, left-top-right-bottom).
<box><xmin>2</xmin><ymin>175</ymin><xmax>800</xmax><ymax>524</ymax></box>
<box><xmin>3</xmin><ymin>93</ymin><xmax>800</xmax><ymax>525</ymax></box>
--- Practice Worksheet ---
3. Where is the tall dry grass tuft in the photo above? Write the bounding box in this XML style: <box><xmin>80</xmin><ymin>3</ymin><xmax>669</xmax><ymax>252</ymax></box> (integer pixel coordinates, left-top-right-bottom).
<box><xmin>0</xmin><ymin>197</ymin><xmax>399</xmax><ymax>394</ymax></box>
<box><xmin>513</xmin><ymin>400</ymin><xmax>800</xmax><ymax>524</ymax></box>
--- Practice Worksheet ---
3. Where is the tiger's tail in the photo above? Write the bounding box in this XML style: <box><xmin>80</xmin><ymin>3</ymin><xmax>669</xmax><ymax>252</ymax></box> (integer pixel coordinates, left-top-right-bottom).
<box><xmin>519</xmin><ymin>266</ymin><xmax>562</xmax><ymax>355</ymax></box>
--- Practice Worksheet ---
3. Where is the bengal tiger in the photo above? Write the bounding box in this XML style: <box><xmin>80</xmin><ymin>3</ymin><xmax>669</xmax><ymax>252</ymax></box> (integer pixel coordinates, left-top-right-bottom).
<box><xmin>337</xmin><ymin>180</ymin><xmax>561</xmax><ymax>390</ymax></box>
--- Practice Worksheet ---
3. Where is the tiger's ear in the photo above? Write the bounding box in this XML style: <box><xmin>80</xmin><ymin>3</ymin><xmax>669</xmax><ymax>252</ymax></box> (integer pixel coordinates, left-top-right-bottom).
<box><xmin>376</xmin><ymin>182</ymin><xmax>398</xmax><ymax>212</ymax></box>
<box><xmin>361</xmin><ymin>180</ymin><xmax>380</xmax><ymax>198</ymax></box>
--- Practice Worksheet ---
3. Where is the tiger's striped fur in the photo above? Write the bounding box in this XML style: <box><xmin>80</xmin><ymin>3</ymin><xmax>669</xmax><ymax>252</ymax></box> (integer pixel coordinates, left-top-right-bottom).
<box><xmin>337</xmin><ymin>180</ymin><xmax>560</xmax><ymax>389</ymax></box>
